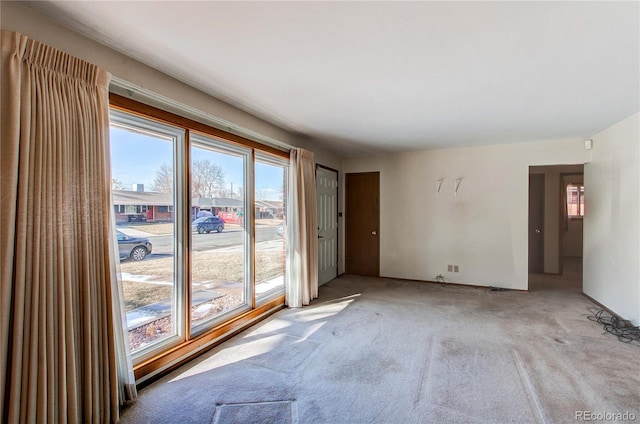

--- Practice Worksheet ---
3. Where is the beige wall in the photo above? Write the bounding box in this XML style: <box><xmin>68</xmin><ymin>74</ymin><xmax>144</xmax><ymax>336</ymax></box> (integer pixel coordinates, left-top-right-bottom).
<box><xmin>344</xmin><ymin>139</ymin><xmax>590</xmax><ymax>290</ymax></box>
<box><xmin>584</xmin><ymin>112</ymin><xmax>639</xmax><ymax>324</ymax></box>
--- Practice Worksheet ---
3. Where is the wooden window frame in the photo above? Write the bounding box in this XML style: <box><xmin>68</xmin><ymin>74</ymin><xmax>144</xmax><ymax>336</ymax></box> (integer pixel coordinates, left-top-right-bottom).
<box><xmin>109</xmin><ymin>93</ymin><xmax>288</xmax><ymax>384</ymax></box>
<box><xmin>110</xmin><ymin>94</ymin><xmax>289</xmax><ymax>160</ymax></box>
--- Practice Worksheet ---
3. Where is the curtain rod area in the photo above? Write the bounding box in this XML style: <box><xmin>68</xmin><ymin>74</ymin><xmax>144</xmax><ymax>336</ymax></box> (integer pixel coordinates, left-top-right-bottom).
<box><xmin>110</xmin><ymin>77</ymin><xmax>294</xmax><ymax>154</ymax></box>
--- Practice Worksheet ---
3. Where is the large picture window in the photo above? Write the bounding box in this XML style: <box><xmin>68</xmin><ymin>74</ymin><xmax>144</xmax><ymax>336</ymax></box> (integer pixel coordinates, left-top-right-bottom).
<box><xmin>108</xmin><ymin>98</ymin><xmax>288</xmax><ymax>371</ymax></box>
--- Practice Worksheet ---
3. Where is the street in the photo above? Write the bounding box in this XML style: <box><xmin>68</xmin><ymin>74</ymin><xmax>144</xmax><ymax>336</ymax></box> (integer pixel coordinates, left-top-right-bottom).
<box><xmin>123</xmin><ymin>225</ymin><xmax>281</xmax><ymax>257</ymax></box>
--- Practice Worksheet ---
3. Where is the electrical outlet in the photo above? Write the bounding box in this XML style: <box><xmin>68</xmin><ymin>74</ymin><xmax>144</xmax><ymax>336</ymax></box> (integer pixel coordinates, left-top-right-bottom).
<box><xmin>454</xmin><ymin>265</ymin><xmax>459</xmax><ymax>272</ymax></box>
<box><xmin>447</xmin><ymin>265</ymin><xmax>453</xmax><ymax>272</ymax></box>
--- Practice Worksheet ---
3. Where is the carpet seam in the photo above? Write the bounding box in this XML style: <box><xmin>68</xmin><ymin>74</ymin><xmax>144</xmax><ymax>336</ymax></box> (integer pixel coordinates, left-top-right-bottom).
<box><xmin>511</xmin><ymin>348</ymin><xmax>547</xmax><ymax>424</ymax></box>
<box><xmin>414</xmin><ymin>335</ymin><xmax>436</xmax><ymax>407</ymax></box>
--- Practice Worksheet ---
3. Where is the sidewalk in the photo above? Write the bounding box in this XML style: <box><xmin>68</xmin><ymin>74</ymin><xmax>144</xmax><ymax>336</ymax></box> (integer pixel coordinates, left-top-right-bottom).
<box><xmin>118</xmin><ymin>227</ymin><xmax>154</xmax><ymax>238</ymax></box>
<box><xmin>126</xmin><ymin>289</ymin><xmax>225</xmax><ymax>330</ymax></box>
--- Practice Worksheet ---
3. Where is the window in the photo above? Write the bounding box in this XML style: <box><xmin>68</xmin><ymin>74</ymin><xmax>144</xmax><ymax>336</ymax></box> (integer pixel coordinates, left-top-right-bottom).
<box><xmin>255</xmin><ymin>154</ymin><xmax>288</xmax><ymax>301</ymax></box>
<box><xmin>110</xmin><ymin>110</ymin><xmax>184</xmax><ymax>358</ymax></box>
<box><xmin>108</xmin><ymin>96</ymin><xmax>289</xmax><ymax>373</ymax></box>
<box><xmin>190</xmin><ymin>134</ymin><xmax>251</xmax><ymax>331</ymax></box>
<box><xmin>567</xmin><ymin>184</ymin><xmax>585</xmax><ymax>218</ymax></box>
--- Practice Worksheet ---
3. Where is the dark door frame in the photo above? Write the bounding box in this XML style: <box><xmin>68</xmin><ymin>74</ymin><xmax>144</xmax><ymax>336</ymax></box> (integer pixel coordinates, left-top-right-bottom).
<box><xmin>528</xmin><ymin>173</ymin><xmax>545</xmax><ymax>274</ymax></box>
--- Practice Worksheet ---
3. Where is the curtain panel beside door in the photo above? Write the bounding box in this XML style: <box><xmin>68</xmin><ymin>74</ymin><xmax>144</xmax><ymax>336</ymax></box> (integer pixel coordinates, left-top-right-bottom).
<box><xmin>285</xmin><ymin>148</ymin><xmax>318</xmax><ymax>308</ymax></box>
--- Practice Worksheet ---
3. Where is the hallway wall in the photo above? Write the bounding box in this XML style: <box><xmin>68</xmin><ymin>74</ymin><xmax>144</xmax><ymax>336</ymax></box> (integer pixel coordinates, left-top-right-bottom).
<box><xmin>584</xmin><ymin>112</ymin><xmax>640</xmax><ymax>324</ymax></box>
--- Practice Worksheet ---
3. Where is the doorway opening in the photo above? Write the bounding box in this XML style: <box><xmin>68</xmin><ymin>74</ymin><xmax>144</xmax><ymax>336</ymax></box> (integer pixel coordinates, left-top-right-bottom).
<box><xmin>528</xmin><ymin>165</ymin><xmax>584</xmax><ymax>291</ymax></box>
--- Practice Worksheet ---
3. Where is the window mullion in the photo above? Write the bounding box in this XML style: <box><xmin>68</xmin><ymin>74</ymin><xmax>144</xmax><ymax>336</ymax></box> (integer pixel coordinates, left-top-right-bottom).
<box><xmin>176</xmin><ymin>128</ymin><xmax>190</xmax><ymax>342</ymax></box>
<box><xmin>249</xmin><ymin>150</ymin><xmax>256</xmax><ymax>308</ymax></box>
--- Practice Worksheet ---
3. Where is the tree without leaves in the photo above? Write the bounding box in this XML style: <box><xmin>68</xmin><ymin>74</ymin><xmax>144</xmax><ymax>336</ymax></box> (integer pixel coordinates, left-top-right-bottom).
<box><xmin>152</xmin><ymin>160</ymin><xmax>226</xmax><ymax>197</ymax></box>
<box><xmin>256</xmin><ymin>187</ymin><xmax>283</xmax><ymax>201</ymax></box>
<box><xmin>152</xmin><ymin>163</ymin><xmax>173</xmax><ymax>193</ymax></box>
<box><xmin>112</xmin><ymin>178</ymin><xmax>124</xmax><ymax>190</ymax></box>
<box><xmin>191</xmin><ymin>159</ymin><xmax>225</xmax><ymax>198</ymax></box>
<box><xmin>255</xmin><ymin>187</ymin><xmax>269</xmax><ymax>201</ymax></box>
<box><xmin>218</xmin><ymin>184</ymin><xmax>242</xmax><ymax>199</ymax></box>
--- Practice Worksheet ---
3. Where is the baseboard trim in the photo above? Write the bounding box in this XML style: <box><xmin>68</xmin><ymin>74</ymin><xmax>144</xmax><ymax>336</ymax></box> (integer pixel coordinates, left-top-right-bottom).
<box><xmin>581</xmin><ymin>292</ymin><xmax>626</xmax><ymax>321</ymax></box>
<box><xmin>376</xmin><ymin>275</ymin><xmax>529</xmax><ymax>292</ymax></box>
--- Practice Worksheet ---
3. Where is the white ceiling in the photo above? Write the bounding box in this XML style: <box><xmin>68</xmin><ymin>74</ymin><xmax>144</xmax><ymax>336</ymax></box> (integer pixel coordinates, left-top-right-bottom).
<box><xmin>27</xmin><ymin>1</ymin><xmax>639</xmax><ymax>157</ymax></box>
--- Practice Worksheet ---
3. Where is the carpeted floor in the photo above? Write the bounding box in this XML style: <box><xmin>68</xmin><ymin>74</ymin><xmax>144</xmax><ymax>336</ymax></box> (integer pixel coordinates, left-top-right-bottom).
<box><xmin>120</xmin><ymin>263</ymin><xmax>639</xmax><ymax>423</ymax></box>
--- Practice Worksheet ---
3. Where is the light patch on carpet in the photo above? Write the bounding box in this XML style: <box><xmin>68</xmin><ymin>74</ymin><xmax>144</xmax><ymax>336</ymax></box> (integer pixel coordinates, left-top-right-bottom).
<box><xmin>244</xmin><ymin>334</ymin><xmax>321</xmax><ymax>374</ymax></box>
<box><xmin>424</xmin><ymin>338</ymin><xmax>539</xmax><ymax>422</ymax></box>
<box><xmin>212</xmin><ymin>400</ymin><xmax>296</xmax><ymax>424</ymax></box>
<box><xmin>290</xmin><ymin>296</ymin><xmax>357</xmax><ymax>322</ymax></box>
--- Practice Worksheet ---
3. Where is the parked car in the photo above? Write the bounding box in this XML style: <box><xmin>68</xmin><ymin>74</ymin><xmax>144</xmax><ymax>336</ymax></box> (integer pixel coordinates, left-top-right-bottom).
<box><xmin>116</xmin><ymin>230</ymin><xmax>152</xmax><ymax>261</ymax></box>
<box><xmin>275</xmin><ymin>222</ymin><xmax>284</xmax><ymax>237</ymax></box>
<box><xmin>127</xmin><ymin>214</ymin><xmax>146</xmax><ymax>222</ymax></box>
<box><xmin>192</xmin><ymin>216</ymin><xmax>225</xmax><ymax>234</ymax></box>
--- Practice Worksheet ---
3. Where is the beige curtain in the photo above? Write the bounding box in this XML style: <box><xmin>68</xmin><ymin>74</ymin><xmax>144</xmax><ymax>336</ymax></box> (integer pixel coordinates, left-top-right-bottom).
<box><xmin>1</xmin><ymin>30</ymin><xmax>133</xmax><ymax>423</ymax></box>
<box><xmin>285</xmin><ymin>148</ymin><xmax>319</xmax><ymax>307</ymax></box>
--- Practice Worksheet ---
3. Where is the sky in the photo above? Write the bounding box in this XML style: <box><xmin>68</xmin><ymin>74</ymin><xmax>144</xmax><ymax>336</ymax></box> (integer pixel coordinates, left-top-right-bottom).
<box><xmin>110</xmin><ymin>126</ymin><xmax>285</xmax><ymax>200</ymax></box>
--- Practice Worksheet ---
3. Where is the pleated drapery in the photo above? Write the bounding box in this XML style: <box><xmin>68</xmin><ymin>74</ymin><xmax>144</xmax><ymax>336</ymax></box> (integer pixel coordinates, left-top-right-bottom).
<box><xmin>285</xmin><ymin>148</ymin><xmax>319</xmax><ymax>308</ymax></box>
<box><xmin>1</xmin><ymin>30</ymin><xmax>134</xmax><ymax>423</ymax></box>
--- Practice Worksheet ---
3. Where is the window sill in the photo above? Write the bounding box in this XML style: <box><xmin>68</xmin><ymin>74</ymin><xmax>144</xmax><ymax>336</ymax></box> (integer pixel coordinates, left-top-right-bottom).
<box><xmin>134</xmin><ymin>294</ymin><xmax>285</xmax><ymax>386</ymax></box>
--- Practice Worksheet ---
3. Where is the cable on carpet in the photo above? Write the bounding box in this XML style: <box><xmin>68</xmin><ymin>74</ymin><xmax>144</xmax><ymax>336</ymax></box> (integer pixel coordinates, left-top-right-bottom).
<box><xmin>586</xmin><ymin>309</ymin><xmax>640</xmax><ymax>344</ymax></box>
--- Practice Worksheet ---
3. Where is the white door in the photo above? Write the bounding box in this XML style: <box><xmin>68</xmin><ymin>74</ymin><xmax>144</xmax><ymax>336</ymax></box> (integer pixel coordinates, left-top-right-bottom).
<box><xmin>317</xmin><ymin>166</ymin><xmax>338</xmax><ymax>285</ymax></box>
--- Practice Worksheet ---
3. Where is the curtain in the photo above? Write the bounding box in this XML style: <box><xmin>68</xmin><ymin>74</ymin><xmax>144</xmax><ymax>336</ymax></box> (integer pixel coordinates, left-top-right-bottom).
<box><xmin>285</xmin><ymin>148</ymin><xmax>319</xmax><ymax>308</ymax></box>
<box><xmin>109</xmin><ymin>210</ymin><xmax>138</xmax><ymax>408</ymax></box>
<box><xmin>1</xmin><ymin>30</ymin><xmax>135</xmax><ymax>423</ymax></box>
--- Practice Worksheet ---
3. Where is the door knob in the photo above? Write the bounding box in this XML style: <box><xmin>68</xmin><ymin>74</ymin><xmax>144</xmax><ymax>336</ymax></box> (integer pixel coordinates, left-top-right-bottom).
<box><xmin>372</xmin><ymin>231</ymin><xmax>377</xmax><ymax>235</ymax></box>
<box><xmin>535</xmin><ymin>229</ymin><xmax>541</xmax><ymax>233</ymax></box>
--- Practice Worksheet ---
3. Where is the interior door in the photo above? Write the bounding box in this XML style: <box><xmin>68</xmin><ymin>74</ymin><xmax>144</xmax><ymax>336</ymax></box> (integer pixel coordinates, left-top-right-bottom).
<box><xmin>346</xmin><ymin>172</ymin><xmax>380</xmax><ymax>276</ymax></box>
<box><xmin>316</xmin><ymin>166</ymin><xmax>339</xmax><ymax>285</ymax></box>
<box><xmin>529</xmin><ymin>174</ymin><xmax>545</xmax><ymax>273</ymax></box>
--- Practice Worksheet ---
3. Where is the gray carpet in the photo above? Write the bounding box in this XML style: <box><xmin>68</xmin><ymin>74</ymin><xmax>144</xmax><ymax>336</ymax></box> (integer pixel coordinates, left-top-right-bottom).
<box><xmin>120</xmin><ymin>271</ymin><xmax>640</xmax><ymax>423</ymax></box>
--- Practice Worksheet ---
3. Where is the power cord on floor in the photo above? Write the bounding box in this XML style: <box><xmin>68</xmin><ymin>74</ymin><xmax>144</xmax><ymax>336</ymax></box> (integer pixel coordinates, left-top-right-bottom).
<box><xmin>587</xmin><ymin>309</ymin><xmax>640</xmax><ymax>344</ymax></box>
